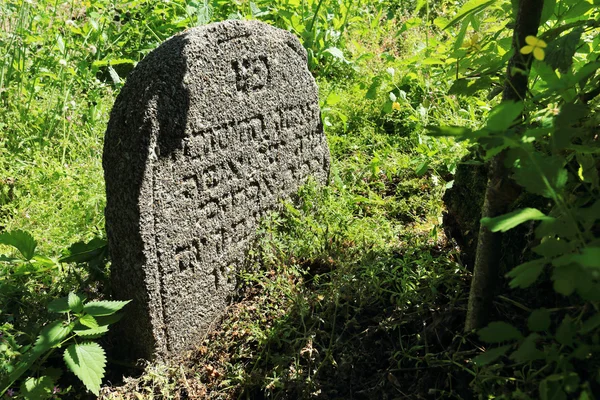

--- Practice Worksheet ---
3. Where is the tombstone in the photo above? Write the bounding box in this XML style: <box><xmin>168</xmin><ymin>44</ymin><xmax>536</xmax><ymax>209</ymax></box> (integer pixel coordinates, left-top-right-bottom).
<box><xmin>103</xmin><ymin>20</ymin><xmax>330</xmax><ymax>360</ymax></box>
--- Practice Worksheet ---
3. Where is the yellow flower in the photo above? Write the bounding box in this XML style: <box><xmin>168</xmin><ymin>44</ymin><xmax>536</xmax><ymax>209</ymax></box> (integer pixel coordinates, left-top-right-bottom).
<box><xmin>520</xmin><ymin>35</ymin><xmax>547</xmax><ymax>61</ymax></box>
<box><xmin>392</xmin><ymin>102</ymin><xmax>401</xmax><ymax>111</ymax></box>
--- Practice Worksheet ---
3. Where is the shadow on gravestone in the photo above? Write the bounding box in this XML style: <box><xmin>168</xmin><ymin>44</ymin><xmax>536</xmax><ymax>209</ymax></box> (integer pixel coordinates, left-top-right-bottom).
<box><xmin>103</xmin><ymin>20</ymin><xmax>330</xmax><ymax>361</ymax></box>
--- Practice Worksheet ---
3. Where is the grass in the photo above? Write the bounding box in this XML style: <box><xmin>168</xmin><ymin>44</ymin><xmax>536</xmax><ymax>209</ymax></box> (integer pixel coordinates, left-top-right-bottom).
<box><xmin>1</xmin><ymin>0</ymin><xmax>493</xmax><ymax>398</ymax></box>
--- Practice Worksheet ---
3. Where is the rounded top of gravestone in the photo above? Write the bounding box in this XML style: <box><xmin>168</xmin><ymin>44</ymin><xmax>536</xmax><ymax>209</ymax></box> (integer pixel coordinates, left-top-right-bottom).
<box><xmin>106</xmin><ymin>19</ymin><xmax>318</xmax><ymax>157</ymax></box>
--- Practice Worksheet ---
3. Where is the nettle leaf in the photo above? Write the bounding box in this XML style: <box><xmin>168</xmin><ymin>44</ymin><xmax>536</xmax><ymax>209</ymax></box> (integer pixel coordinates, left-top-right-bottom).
<box><xmin>540</xmin><ymin>376</ymin><xmax>567</xmax><ymax>400</ymax></box>
<box><xmin>481</xmin><ymin>208</ymin><xmax>552</xmax><ymax>232</ymax></box>
<box><xmin>478</xmin><ymin>321</ymin><xmax>523</xmax><ymax>343</ymax></box>
<box><xmin>535</xmin><ymin>215</ymin><xmax>579</xmax><ymax>240</ymax></box>
<box><xmin>83</xmin><ymin>300</ymin><xmax>131</xmax><ymax>316</ymax></box>
<box><xmin>68</xmin><ymin>292</ymin><xmax>84</xmax><ymax>313</ymax></box>
<box><xmin>533</xmin><ymin>237</ymin><xmax>573</xmax><ymax>258</ymax></box>
<box><xmin>74</xmin><ymin>325</ymin><xmax>109</xmax><ymax>338</ymax></box>
<box><xmin>528</xmin><ymin>308</ymin><xmax>551</xmax><ymax>332</ymax></box>
<box><xmin>79</xmin><ymin>314</ymin><xmax>99</xmax><ymax>329</ymax></box>
<box><xmin>511</xmin><ymin>151</ymin><xmax>567</xmax><ymax>199</ymax></box>
<box><xmin>20</xmin><ymin>375</ymin><xmax>55</xmax><ymax>399</ymax></box>
<box><xmin>555</xmin><ymin>315</ymin><xmax>576</xmax><ymax>347</ymax></box>
<box><xmin>540</xmin><ymin>0</ymin><xmax>556</xmax><ymax>24</ymax></box>
<box><xmin>59</xmin><ymin>237</ymin><xmax>107</xmax><ymax>264</ymax></box>
<box><xmin>510</xmin><ymin>333</ymin><xmax>545</xmax><ymax>363</ymax></box>
<box><xmin>552</xmin><ymin>265</ymin><xmax>577</xmax><ymax>296</ymax></box>
<box><xmin>47</xmin><ymin>296</ymin><xmax>71</xmax><ymax>314</ymax></box>
<box><xmin>95</xmin><ymin>313</ymin><xmax>125</xmax><ymax>327</ymax></box>
<box><xmin>545</xmin><ymin>28</ymin><xmax>583</xmax><ymax>72</ymax></box>
<box><xmin>553</xmin><ymin>247</ymin><xmax>600</xmax><ymax>268</ymax></box>
<box><xmin>486</xmin><ymin>101</ymin><xmax>524</xmax><ymax>132</ymax></box>
<box><xmin>34</xmin><ymin>320</ymin><xmax>75</xmax><ymax>351</ymax></box>
<box><xmin>472</xmin><ymin>344</ymin><xmax>511</xmax><ymax>366</ymax></box>
<box><xmin>0</xmin><ymin>230</ymin><xmax>37</xmax><ymax>261</ymax></box>
<box><xmin>579</xmin><ymin>200</ymin><xmax>600</xmax><ymax>231</ymax></box>
<box><xmin>555</xmin><ymin>103</ymin><xmax>589</xmax><ymax>129</ymax></box>
<box><xmin>63</xmin><ymin>342</ymin><xmax>106</xmax><ymax>396</ymax></box>
<box><xmin>506</xmin><ymin>259</ymin><xmax>546</xmax><ymax>289</ymax></box>
<box><xmin>579</xmin><ymin>314</ymin><xmax>600</xmax><ymax>335</ymax></box>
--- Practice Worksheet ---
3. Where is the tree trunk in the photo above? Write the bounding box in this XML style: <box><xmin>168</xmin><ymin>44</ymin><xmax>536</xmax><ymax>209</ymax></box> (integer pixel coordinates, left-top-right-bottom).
<box><xmin>464</xmin><ymin>0</ymin><xmax>545</xmax><ymax>332</ymax></box>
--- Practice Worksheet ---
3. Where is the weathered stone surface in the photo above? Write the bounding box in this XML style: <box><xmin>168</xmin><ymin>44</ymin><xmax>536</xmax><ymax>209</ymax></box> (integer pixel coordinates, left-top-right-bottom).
<box><xmin>103</xmin><ymin>20</ymin><xmax>330</xmax><ymax>360</ymax></box>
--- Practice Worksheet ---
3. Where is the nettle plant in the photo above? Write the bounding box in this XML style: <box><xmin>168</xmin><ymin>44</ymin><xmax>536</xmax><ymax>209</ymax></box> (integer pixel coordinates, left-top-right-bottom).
<box><xmin>1</xmin><ymin>294</ymin><xmax>129</xmax><ymax>398</ymax></box>
<box><xmin>432</xmin><ymin>0</ymin><xmax>599</xmax><ymax>398</ymax></box>
<box><xmin>0</xmin><ymin>231</ymin><xmax>129</xmax><ymax>398</ymax></box>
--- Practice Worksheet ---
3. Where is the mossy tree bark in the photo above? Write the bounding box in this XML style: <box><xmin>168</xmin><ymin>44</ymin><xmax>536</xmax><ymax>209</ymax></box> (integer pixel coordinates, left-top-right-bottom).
<box><xmin>464</xmin><ymin>0</ymin><xmax>545</xmax><ymax>332</ymax></box>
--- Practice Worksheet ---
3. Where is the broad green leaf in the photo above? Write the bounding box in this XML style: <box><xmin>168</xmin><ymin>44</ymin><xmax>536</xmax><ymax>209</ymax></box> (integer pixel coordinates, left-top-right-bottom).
<box><xmin>506</xmin><ymin>259</ymin><xmax>545</xmax><ymax>289</ymax></box>
<box><xmin>555</xmin><ymin>315</ymin><xmax>576</xmax><ymax>346</ymax></box>
<box><xmin>47</xmin><ymin>296</ymin><xmax>70</xmax><ymax>313</ymax></box>
<box><xmin>74</xmin><ymin>325</ymin><xmax>109</xmax><ymax>337</ymax></box>
<box><xmin>3</xmin><ymin>321</ymin><xmax>75</xmax><ymax>391</ymax></box>
<box><xmin>365</xmin><ymin>76</ymin><xmax>382</xmax><ymax>100</ymax></box>
<box><xmin>553</xmin><ymin>247</ymin><xmax>600</xmax><ymax>268</ymax></box>
<box><xmin>95</xmin><ymin>313</ymin><xmax>125</xmax><ymax>327</ymax></box>
<box><xmin>481</xmin><ymin>208</ymin><xmax>552</xmax><ymax>233</ymax></box>
<box><xmin>572</xmin><ymin>344</ymin><xmax>591</xmax><ymax>360</ymax></box>
<box><xmin>510</xmin><ymin>151</ymin><xmax>567</xmax><ymax>199</ymax></box>
<box><xmin>443</xmin><ymin>0</ymin><xmax>498</xmax><ymax>30</ymax></box>
<box><xmin>540</xmin><ymin>0</ymin><xmax>556</xmax><ymax>24</ymax></box>
<box><xmin>472</xmin><ymin>344</ymin><xmax>511</xmax><ymax>365</ymax></box>
<box><xmin>563</xmin><ymin>372</ymin><xmax>580</xmax><ymax>393</ymax></box>
<box><xmin>323</xmin><ymin>47</ymin><xmax>345</xmax><ymax>62</ymax></box>
<box><xmin>79</xmin><ymin>314</ymin><xmax>99</xmax><ymax>329</ymax></box>
<box><xmin>555</xmin><ymin>103</ymin><xmax>589</xmax><ymax>129</ymax></box>
<box><xmin>21</xmin><ymin>375</ymin><xmax>54</xmax><ymax>399</ymax></box>
<box><xmin>486</xmin><ymin>101</ymin><xmax>523</xmax><ymax>132</ymax></box>
<box><xmin>68</xmin><ymin>292</ymin><xmax>84</xmax><ymax>313</ymax></box>
<box><xmin>540</xmin><ymin>376</ymin><xmax>567</xmax><ymax>400</ymax></box>
<box><xmin>415</xmin><ymin>161</ymin><xmax>429</xmax><ymax>176</ymax></box>
<box><xmin>562</xmin><ymin>1</ymin><xmax>593</xmax><ymax>20</ymax></box>
<box><xmin>63</xmin><ymin>342</ymin><xmax>106</xmax><ymax>396</ymax></box>
<box><xmin>59</xmin><ymin>237</ymin><xmax>107</xmax><ymax>264</ymax></box>
<box><xmin>510</xmin><ymin>333</ymin><xmax>544</xmax><ymax>363</ymax></box>
<box><xmin>533</xmin><ymin>237</ymin><xmax>573</xmax><ymax>258</ymax></box>
<box><xmin>528</xmin><ymin>309</ymin><xmax>551</xmax><ymax>332</ymax></box>
<box><xmin>32</xmin><ymin>255</ymin><xmax>56</xmax><ymax>268</ymax></box>
<box><xmin>34</xmin><ymin>320</ymin><xmax>75</xmax><ymax>351</ymax></box>
<box><xmin>83</xmin><ymin>300</ymin><xmax>131</xmax><ymax>316</ymax></box>
<box><xmin>579</xmin><ymin>314</ymin><xmax>600</xmax><ymax>334</ymax></box>
<box><xmin>478</xmin><ymin>321</ymin><xmax>523</xmax><ymax>343</ymax></box>
<box><xmin>535</xmin><ymin>215</ymin><xmax>579</xmax><ymax>240</ymax></box>
<box><xmin>552</xmin><ymin>265</ymin><xmax>577</xmax><ymax>296</ymax></box>
<box><xmin>452</xmin><ymin>18</ymin><xmax>470</xmax><ymax>51</ymax></box>
<box><xmin>0</xmin><ymin>230</ymin><xmax>37</xmax><ymax>260</ymax></box>
<box><xmin>545</xmin><ymin>28</ymin><xmax>583</xmax><ymax>72</ymax></box>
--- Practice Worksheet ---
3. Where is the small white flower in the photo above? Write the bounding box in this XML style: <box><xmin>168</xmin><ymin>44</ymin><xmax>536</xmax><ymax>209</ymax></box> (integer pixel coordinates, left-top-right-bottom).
<box><xmin>88</xmin><ymin>45</ymin><xmax>97</xmax><ymax>55</ymax></box>
<box><xmin>59</xmin><ymin>59</ymin><xmax>67</xmax><ymax>67</ymax></box>
<box><xmin>431</xmin><ymin>175</ymin><xmax>439</xmax><ymax>186</ymax></box>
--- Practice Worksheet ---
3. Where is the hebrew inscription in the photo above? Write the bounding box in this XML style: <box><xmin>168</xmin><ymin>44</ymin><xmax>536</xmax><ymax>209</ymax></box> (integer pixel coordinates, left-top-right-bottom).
<box><xmin>103</xmin><ymin>20</ymin><xmax>330</xmax><ymax>360</ymax></box>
